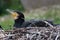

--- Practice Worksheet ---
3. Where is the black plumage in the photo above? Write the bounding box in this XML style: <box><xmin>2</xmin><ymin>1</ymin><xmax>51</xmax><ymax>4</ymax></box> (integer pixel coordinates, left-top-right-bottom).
<box><xmin>13</xmin><ymin>11</ymin><xmax>54</xmax><ymax>28</ymax></box>
<box><xmin>27</xmin><ymin>19</ymin><xmax>54</xmax><ymax>27</ymax></box>
<box><xmin>13</xmin><ymin>11</ymin><xmax>25</xmax><ymax>28</ymax></box>
<box><xmin>7</xmin><ymin>9</ymin><xmax>54</xmax><ymax>28</ymax></box>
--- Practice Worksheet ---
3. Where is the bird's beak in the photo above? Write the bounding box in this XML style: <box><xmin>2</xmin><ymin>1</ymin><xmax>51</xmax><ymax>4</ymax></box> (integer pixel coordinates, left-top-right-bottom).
<box><xmin>6</xmin><ymin>9</ymin><xmax>19</xmax><ymax>19</ymax></box>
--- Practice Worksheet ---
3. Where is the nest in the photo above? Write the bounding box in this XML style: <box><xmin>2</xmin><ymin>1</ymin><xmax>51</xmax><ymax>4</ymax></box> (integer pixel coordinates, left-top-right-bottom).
<box><xmin>0</xmin><ymin>26</ymin><xmax>60</xmax><ymax>40</ymax></box>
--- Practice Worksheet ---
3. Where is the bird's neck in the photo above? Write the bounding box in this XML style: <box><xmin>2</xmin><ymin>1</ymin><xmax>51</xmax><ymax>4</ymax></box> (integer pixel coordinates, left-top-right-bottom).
<box><xmin>14</xmin><ymin>19</ymin><xmax>25</xmax><ymax>27</ymax></box>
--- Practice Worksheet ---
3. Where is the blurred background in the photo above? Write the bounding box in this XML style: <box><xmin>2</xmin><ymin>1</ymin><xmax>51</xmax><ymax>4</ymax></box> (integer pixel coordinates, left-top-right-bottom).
<box><xmin>0</xmin><ymin>0</ymin><xmax>60</xmax><ymax>30</ymax></box>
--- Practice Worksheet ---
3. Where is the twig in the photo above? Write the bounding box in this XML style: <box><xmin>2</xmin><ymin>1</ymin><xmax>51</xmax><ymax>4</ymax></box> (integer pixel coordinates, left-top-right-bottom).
<box><xmin>43</xmin><ymin>21</ymin><xmax>53</xmax><ymax>28</ymax></box>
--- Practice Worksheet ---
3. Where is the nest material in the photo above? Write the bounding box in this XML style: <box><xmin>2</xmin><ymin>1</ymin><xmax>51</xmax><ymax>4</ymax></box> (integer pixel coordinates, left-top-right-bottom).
<box><xmin>0</xmin><ymin>26</ymin><xmax>60</xmax><ymax>40</ymax></box>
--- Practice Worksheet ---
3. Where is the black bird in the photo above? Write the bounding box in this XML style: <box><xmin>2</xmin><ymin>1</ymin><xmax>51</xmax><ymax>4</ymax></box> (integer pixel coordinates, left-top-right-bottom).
<box><xmin>6</xmin><ymin>9</ymin><xmax>54</xmax><ymax>28</ymax></box>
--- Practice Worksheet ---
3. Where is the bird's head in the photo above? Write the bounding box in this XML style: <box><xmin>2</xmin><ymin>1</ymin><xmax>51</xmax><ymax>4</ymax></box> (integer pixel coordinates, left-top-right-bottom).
<box><xmin>6</xmin><ymin>9</ymin><xmax>25</xmax><ymax>20</ymax></box>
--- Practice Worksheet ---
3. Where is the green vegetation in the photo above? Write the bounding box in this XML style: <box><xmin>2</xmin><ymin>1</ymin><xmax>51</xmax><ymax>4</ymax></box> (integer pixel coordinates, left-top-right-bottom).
<box><xmin>0</xmin><ymin>0</ymin><xmax>60</xmax><ymax>31</ymax></box>
<box><xmin>0</xmin><ymin>0</ymin><xmax>24</xmax><ymax>30</ymax></box>
<box><xmin>25</xmin><ymin>8</ymin><xmax>60</xmax><ymax>24</ymax></box>
<box><xmin>0</xmin><ymin>8</ymin><xmax>60</xmax><ymax>30</ymax></box>
<box><xmin>0</xmin><ymin>16</ymin><xmax>14</xmax><ymax>30</ymax></box>
<box><xmin>44</xmin><ymin>8</ymin><xmax>60</xmax><ymax>24</ymax></box>
<box><xmin>0</xmin><ymin>0</ymin><xmax>24</xmax><ymax>16</ymax></box>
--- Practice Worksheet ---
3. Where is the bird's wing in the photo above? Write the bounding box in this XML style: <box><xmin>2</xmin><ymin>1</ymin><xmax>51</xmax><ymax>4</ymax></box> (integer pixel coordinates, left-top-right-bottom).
<box><xmin>21</xmin><ymin>21</ymin><xmax>31</xmax><ymax>27</ymax></box>
<box><xmin>21</xmin><ymin>19</ymin><xmax>54</xmax><ymax>27</ymax></box>
<box><xmin>28</xmin><ymin>19</ymin><xmax>54</xmax><ymax>27</ymax></box>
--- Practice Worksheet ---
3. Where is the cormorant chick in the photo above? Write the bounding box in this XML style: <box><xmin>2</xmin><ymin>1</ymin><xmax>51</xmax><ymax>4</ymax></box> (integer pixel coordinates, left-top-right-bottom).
<box><xmin>6</xmin><ymin>9</ymin><xmax>54</xmax><ymax>28</ymax></box>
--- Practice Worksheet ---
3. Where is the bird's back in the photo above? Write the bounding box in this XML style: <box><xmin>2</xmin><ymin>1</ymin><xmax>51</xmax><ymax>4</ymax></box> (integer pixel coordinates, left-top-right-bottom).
<box><xmin>27</xmin><ymin>19</ymin><xmax>54</xmax><ymax>27</ymax></box>
<box><xmin>21</xmin><ymin>19</ymin><xmax>54</xmax><ymax>27</ymax></box>
<box><xmin>21</xmin><ymin>21</ymin><xmax>31</xmax><ymax>27</ymax></box>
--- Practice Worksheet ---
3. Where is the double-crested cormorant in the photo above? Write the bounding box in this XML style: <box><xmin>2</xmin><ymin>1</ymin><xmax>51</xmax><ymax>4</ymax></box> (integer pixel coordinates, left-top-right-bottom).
<box><xmin>6</xmin><ymin>9</ymin><xmax>54</xmax><ymax>28</ymax></box>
